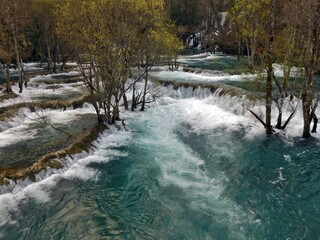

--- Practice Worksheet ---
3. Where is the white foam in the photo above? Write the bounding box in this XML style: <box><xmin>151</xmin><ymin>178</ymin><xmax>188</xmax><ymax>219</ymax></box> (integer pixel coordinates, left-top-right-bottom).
<box><xmin>0</xmin><ymin>105</ymin><xmax>96</xmax><ymax>148</ymax></box>
<box><xmin>23</xmin><ymin>62</ymin><xmax>43</xmax><ymax>71</ymax></box>
<box><xmin>65</xmin><ymin>62</ymin><xmax>78</xmax><ymax>67</ymax></box>
<box><xmin>178</xmin><ymin>53</ymin><xmax>224</xmax><ymax>64</ymax></box>
<box><xmin>29</xmin><ymin>71</ymin><xmax>81</xmax><ymax>82</ymax></box>
<box><xmin>129</xmin><ymin>95</ymin><xmax>254</xmax><ymax>235</ymax></box>
<box><xmin>0</xmin><ymin>82</ymin><xmax>85</xmax><ymax>108</ymax></box>
<box><xmin>0</xmin><ymin>52</ymin><xmax>318</xmax><ymax>233</ymax></box>
<box><xmin>0</xmin><ymin>108</ymin><xmax>31</xmax><ymax>131</ymax></box>
<box><xmin>0</xmin><ymin>124</ymin><xmax>38</xmax><ymax>148</ymax></box>
<box><xmin>0</xmin><ymin>127</ymin><xmax>132</xmax><ymax>227</ymax></box>
<box><xmin>273</xmin><ymin>64</ymin><xmax>300</xmax><ymax>78</ymax></box>
<box><xmin>151</xmin><ymin>69</ymin><xmax>256</xmax><ymax>83</ymax></box>
<box><xmin>43</xmin><ymin>105</ymin><xmax>95</xmax><ymax>124</ymax></box>
<box><xmin>0</xmin><ymin>68</ymin><xmax>84</xmax><ymax>108</ymax></box>
<box><xmin>159</xmin><ymin>84</ymin><xmax>320</xmax><ymax>139</ymax></box>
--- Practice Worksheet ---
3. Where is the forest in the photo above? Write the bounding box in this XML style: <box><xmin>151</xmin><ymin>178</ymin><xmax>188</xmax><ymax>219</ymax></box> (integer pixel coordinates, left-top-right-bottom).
<box><xmin>1</xmin><ymin>0</ymin><xmax>319</xmax><ymax>138</ymax></box>
<box><xmin>0</xmin><ymin>1</ymin><xmax>320</xmax><ymax>239</ymax></box>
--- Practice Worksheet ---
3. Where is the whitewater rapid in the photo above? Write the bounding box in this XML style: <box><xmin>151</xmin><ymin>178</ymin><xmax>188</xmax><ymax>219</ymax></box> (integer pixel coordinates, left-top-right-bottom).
<box><xmin>1</xmin><ymin>55</ymin><xmax>320</xmax><ymax>239</ymax></box>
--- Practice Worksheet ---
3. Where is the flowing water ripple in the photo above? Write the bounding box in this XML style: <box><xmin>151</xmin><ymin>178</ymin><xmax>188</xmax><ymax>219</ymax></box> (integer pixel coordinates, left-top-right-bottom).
<box><xmin>1</xmin><ymin>55</ymin><xmax>320</xmax><ymax>239</ymax></box>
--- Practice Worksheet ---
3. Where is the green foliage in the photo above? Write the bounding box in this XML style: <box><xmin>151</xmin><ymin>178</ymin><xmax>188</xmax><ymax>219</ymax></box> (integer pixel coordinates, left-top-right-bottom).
<box><xmin>170</xmin><ymin>1</ymin><xmax>198</xmax><ymax>27</ymax></box>
<box><xmin>57</xmin><ymin>0</ymin><xmax>181</xmax><ymax>122</ymax></box>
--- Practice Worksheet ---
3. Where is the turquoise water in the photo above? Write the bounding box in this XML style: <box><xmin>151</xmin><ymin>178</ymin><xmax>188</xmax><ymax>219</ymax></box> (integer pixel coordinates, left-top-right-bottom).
<box><xmin>0</xmin><ymin>109</ymin><xmax>96</xmax><ymax>168</ymax></box>
<box><xmin>1</xmin><ymin>96</ymin><xmax>320</xmax><ymax>239</ymax></box>
<box><xmin>1</xmin><ymin>55</ymin><xmax>320</xmax><ymax>240</ymax></box>
<box><xmin>178</xmin><ymin>54</ymin><xmax>253</xmax><ymax>75</ymax></box>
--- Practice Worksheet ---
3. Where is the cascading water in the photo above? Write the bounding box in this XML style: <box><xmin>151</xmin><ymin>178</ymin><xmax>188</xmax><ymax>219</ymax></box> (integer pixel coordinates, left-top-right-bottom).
<box><xmin>0</xmin><ymin>55</ymin><xmax>320</xmax><ymax>239</ymax></box>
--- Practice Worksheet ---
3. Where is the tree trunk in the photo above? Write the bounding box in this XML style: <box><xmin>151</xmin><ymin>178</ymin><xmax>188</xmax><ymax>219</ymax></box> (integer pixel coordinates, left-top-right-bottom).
<box><xmin>311</xmin><ymin>113</ymin><xmax>318</xmax><ymax>133</ymax></box>
<box><xmin>122</xmin><ymin>84</ymin><xmax>129</xmax><ymax>110</ymax></box>
<box><xmin>245</xmin><ymin>37</ymin><xmax>251</xmax><ymax>62</ymax></box>
<box><xmin>47</xmin><ymin>45</ymin><xmax>53</xmax><ymax>71</ymax></box>
<box><xmin>112</xmin><ymin>103</ymin><xmax>120</xmax><ymax>123</ymax></box>
<box><xmin>140</xmin><ymin>61</ymin><xmax>149</xmax><ymax>112</ymax></box>
<box><xmin>60</xmin><ymin>57</ymin><xmax>67</xmax><ymax>71</ymax></box>
<box><xmin>92</xmin><ymin>101</ymin><xmax>103</xmax><ymax>124</ymax></box>
<box><xmin>39</xmin><ymin>44</ymin><xmax>43</xmax><ymax>68</ymax></box>
<box><xmin>11</xmin><ymin>2</ymin><xmax>23</xmax><ymax>93</ymax></box>
<box><xmin>266</xmin><ymin>63</ymin><xmax>273</xmax><ymax>134</ymax></box>
<box><xmin>251</xmin><ymin>36</ymin><xmax>256</xmax><ymax>64</ymax></box>
<box><xmin>123</xmin><ymin>92</ymin><xmax>128</xmax><ymax>110</ymax></box>
<box><xmin>19</xmin><ymin>58</ymin><xmax>27</xmax><ymax>88</ymax></box>
<box><xmin>283</xmin><ymin>66</ymin><xmax>290</xmax><ymax>96</ymax></box>
<box><xmin>53</xmin><ymin>46</ymin><xmax>57</xmax><ymax>72</ymax></box>
<box><xmin>237</xmin><ymin>35</ymin><xmax>241</xmax><ymax>60</ymax></box>
<box><xmin>1</xmin><ymin>63</ymin><xmax>12</xmax><ymax>93</ymax></box>
<box><xmin>275</xmin><ymin>111</ymin><xmax>282</xmax><ymax>130</ymax></box>
<box><xmin>282</xmin><ymin>110</ymin><xmax>296</xmax><ymax>130</ymax></box>
<box><xmin>302</xmin><ymin>2</ymin><xmax>320</xmax><ymax>137</ymax></box>
<box><xmin>265</xmin><ymin>0</ymin><xmax>275</xmax><ymax>135</ymax></box>
<box><xmin>302</xmin><ymin>109</ymin><xmax>312</xmax><ymax>138</ymax></box>
<box><xmin>131</xmin><ymin>83</ymin><xmax>136</xmax><ymax>111</ymax></box>
<box><xmin>5</xmin><ymin>63</ymin><xmax>11</xmax><ymax>93</ymax></box>
<box><xmin>302</xmin><ymin>68</ymin><xmax>314</xmax><ymax>138</ymax></box>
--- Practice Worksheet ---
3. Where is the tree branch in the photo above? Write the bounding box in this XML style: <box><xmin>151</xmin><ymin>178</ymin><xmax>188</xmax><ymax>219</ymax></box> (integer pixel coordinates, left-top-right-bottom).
<box><xmin>248</xmin><ymin>108</ymin><xmax>266</xmax><ymax>128</ymax></box>
<box><xmin>27</xmin><ymin>108</ymin><xmax>73</xmax><ymax>138</ymax></box>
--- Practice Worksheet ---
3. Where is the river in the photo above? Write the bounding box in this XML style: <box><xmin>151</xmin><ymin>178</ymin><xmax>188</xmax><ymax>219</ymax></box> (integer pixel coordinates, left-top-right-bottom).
<box><xmin>0</xmin><ymin>54</ymin><xmax>320</xmax><ymax>239</ymax></box>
